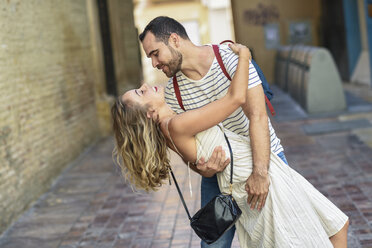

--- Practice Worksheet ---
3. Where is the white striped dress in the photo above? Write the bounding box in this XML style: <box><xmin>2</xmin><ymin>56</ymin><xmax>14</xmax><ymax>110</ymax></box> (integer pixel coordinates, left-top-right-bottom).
<box><xmin>195</xmin><ymin>125</ymin><xmax>348</xmax><ymax>247</ymax></box>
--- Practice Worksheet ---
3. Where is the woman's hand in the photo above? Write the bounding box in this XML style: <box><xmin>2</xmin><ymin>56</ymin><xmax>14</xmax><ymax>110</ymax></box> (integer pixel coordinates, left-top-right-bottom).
<box><xmin>229</xmin><ymin>43</ymin><xmax>252</xmax><ymax>61</ymax></box>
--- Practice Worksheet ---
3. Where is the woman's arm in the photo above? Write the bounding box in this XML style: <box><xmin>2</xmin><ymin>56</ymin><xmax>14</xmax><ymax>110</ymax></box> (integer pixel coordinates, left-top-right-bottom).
<box><xmin>170</xmin><ymin>44</ymin><xmax>251</xmax><ymax>137</ymax></box>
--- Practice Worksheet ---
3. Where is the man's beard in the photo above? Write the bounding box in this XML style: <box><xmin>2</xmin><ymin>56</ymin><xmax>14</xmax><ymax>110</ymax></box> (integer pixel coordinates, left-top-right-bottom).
<box><xmin>164</xmin><ymin>46</ymin><xmax>182</xmax><ymax>78</ymax></box>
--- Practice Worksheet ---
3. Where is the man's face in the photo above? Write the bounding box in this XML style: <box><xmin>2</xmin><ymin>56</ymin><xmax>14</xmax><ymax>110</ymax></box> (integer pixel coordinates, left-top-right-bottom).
<box><xmin>141</xmin><ymin>32</ymin><xmax>182</xmax><ymax>78</ymax></box>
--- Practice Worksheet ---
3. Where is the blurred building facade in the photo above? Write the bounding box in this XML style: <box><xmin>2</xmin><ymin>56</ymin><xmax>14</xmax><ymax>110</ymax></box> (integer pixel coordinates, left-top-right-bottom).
<box><xmin>341</xmin><ymin>0</ymin><xmax>372</xmax><ymax>86</ymax></box>
<box><xmin>1</xmin><ymin>0</ymin><xmax>371</xmax><ymax>237</ymax></box>
<box><xmin>134</xmin><ymin>0</ymin><xmax>235</xmax><ymax>85</ymax></box>
<box><xmin>231</xmin><ymin>0</ymin><xmax>322</xmax><ymax>83</ymax></box>
<box><xmin>0</xmin><ymin>0</ymin><xmax>141</xmax><ymax>234</ymax></box>
<box><xmin>135</xmin><ymin>0</ymin><xmax>372</xmax><ymax>86</ymax></box>
<box><xmin>232</xmin><ymin>0</ymin><xmax>372</xmax><ymax>86</ymax></box>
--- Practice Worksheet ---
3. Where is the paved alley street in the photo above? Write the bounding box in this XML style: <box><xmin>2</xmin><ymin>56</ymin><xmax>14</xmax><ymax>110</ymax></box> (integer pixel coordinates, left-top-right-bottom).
<box><xmin>0</xmin><ymin>84</ymin><xmax>371</xmax><ymax>248</ymax></box>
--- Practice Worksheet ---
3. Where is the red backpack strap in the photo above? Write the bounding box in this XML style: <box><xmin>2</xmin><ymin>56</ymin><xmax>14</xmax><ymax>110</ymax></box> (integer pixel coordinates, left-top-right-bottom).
<box><xmin>220</xmin><ymin>40</ymin><xmax>235</xmax><ymax>45</ymax></box>
<box><xmin>213</xmin><ymin>43</ymin><xmax>276</xmax><ymax>116</ymax></box>
<box><xmin>265</xmin><ymin>95</ymin><xmax>276</xmax><ymax>116</ymax></box>
<box><xmin>212</xmin><ymin>44</ymin><xmax>231</xmax><ymax>81</ymax></box>
<box><xmin>172</xmin><ymin>75</ymin><xmax>186</xmax><ymax>111</ymax></box>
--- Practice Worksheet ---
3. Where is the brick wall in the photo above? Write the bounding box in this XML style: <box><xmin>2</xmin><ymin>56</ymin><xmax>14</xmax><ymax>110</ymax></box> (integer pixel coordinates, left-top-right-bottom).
<box><xmin>0</xmin><ymin>0</ymin><xmax>104</xmax><ymax>233</ymax></box>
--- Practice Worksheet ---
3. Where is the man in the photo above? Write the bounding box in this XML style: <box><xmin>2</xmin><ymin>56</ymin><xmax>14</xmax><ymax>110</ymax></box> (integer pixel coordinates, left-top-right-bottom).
<box><xmin>138</xmin><ymin>16</ymin><xmax>287</xmax><ymax>248</ymax></box>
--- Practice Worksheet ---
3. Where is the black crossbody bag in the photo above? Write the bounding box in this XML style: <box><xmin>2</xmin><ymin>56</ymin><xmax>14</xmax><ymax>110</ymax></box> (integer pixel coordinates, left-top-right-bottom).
<box><xmin>169</xmin><ymin>133</ymin><xmax>242</xmax><ymax>244</ymax></box>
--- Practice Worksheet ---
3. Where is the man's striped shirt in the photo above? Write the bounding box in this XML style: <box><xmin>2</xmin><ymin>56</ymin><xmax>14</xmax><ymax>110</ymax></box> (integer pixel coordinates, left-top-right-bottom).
<box><xmin>165</xmin><ymin>44</ymin><xmax>283</xmax><ymax>154</ymax></box>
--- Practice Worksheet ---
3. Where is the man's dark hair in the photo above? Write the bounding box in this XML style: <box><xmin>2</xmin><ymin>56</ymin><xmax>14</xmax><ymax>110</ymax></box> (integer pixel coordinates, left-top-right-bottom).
<box><xmin>139</xmin><ymin>16</ymin><xmax>190</xmax><ymax>44</ymax></box>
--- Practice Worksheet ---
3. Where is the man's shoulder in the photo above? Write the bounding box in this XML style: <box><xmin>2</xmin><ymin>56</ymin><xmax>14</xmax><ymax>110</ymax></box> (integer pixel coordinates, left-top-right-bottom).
<box><xmin>218</xmin><ymin>44</ymin><xmax>238</xmax><ymax>67</ymax></box>
<box><xmin>218</xmin><ymin>44</ymin><xmax>234</xmax><ymax>57</ymax></box>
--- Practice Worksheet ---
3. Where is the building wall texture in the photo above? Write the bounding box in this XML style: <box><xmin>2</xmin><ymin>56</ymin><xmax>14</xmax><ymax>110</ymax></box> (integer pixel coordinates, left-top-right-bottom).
<box><xmin>0</xmin><ymin>0</ymin><xmax>104</xmax><ymax>233</ymax></box>
<box><xmin>109</xmin><ymin>0</ymin><xmax>142</xmax><ymax>94</ymax></box>
<box><xmin>231</xmin><ymin>0</ymin><xmax>321</xmax><ymax>83</ymax></box>
<box><xmin>134</xmin><ymin>1</ymin><xmax>210</xmax><ymax>85</ymax></box>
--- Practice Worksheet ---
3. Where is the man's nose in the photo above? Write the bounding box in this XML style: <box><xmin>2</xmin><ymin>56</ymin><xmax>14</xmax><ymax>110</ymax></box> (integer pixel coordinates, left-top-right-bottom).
<box><xmin>152</xmin><ymin>58</ymin><xmax>159</xmax><ymax>69</ymax></box>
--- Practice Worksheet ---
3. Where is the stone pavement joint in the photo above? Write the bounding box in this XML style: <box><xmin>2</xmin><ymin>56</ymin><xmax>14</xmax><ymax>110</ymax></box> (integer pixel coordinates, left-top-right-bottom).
<box><xmin>0</xmin><ymin>83</ymin><xmax>371</xmax><ymax>248</ymax></box>
<box><xmin>302</xmin><ymin>118</ymin><xmax>372</xmax><ymax>135</ymax></box>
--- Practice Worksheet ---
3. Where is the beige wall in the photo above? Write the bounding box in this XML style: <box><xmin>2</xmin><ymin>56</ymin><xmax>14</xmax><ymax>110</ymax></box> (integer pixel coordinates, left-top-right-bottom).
<box><xmin>135</xmin><ymin>2</ymin><xmax>210</xmax><ymax>85</ymax></box>
<box><xmin>86</xmin><ymin>0</ymin><xmax>114</xmax><ymax>137</ymax></box>
<box><xmin>108</xmin><ymin>0</ymin><xmax>142</xmax><ymax>93</ymax></box>
<box><xmin>231</xmin><ymin>0</ymin><xmax>322</xmax><ymax>82</ymax></box>
<box><xmin>0</xmin><ymin>0</ymin><xmax>106</xmax><ymax>234</ymax></box>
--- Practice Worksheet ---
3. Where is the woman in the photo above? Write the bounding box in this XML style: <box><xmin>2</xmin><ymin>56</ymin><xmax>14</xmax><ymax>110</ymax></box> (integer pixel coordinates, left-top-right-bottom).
<box><xmin>111</xmin><ymin>44</ymin><xmax>349</xmax><ymax>247</ymax></box>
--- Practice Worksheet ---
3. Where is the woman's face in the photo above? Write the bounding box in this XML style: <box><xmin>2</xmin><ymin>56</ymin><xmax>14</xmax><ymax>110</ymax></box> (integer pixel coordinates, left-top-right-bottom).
<box><xmin>122</xmin><ymin>83</ymin><xmax>165</xmax><ymax>110</ymax></box>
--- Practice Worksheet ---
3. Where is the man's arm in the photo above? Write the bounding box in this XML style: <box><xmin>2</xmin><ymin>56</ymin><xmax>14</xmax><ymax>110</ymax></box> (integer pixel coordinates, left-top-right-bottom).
<box><xmin>242</xmin><ymin>85</ymin><xmax>270</xmax><ymax>211</ymax></box>
<box><xmin>221</xmin><ymin>44</ymin><xmax>270</xmax><ymax>211</ymax></box>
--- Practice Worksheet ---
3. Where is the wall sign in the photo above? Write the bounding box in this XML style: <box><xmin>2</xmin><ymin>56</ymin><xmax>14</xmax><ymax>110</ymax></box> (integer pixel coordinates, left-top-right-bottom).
<box><xmin>264</xmin><ymin>23</ymin><xmax>280</xmax><ymax>49</ymax></box>
<box><xmin>289</xmin><ymin>21</ymin><xmax>312</xmax><ymax>45</ymax></box>
<box><xmin>243</xmin><ymin>3</ymin><xmax>279</xmax><ymax>25</ymax></box>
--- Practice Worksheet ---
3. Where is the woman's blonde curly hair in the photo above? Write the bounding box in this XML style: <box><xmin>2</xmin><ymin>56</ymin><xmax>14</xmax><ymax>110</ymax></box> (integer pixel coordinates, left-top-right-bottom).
<box><xmin>111</xmin><ymin>98</ymin><xmax>170</xmax><ymax>191</ymax></box>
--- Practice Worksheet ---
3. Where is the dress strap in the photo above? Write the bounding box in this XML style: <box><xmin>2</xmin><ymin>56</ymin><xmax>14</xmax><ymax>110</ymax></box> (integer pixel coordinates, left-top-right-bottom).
<box><xmin>165</xmin><ymin>118</ymin><xmax>182</xmax><ymax>157</ymax></box>
<box><xmin>165</xmin><ymin>118</ymin><xmax>193</xmax><ymax>197</ymax></box>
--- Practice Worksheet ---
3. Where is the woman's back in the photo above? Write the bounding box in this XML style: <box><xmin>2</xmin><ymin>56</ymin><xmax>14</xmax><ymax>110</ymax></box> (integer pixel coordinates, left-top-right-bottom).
<box><xmin>194</xmin><ymin>125</ymin><xmax>253</xmax><ymax>190</ymax></box>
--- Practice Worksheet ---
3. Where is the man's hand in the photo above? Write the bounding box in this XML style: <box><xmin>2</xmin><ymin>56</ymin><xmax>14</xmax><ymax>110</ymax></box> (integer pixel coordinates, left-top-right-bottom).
<box><xmin>245</xmin><ymin>169</ymin><xmax>270</xmax><ymax>211</ymax></box>
<box><xmin>196</xmin><ymin>146</ymin><xmax>230</xmax><ymax>178</ymax></box>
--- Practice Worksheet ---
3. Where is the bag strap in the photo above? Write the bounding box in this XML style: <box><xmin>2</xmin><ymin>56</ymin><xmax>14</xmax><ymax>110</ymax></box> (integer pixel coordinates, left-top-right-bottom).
<box><xmin>212</xmin><ymin>43</ymin><xmax>276</xmax><ymax>116</ymax></box>
<box><xmin>169</xmin><ymin>167</ymin><xmax>192</xmax><ymax>220</ymax></box>
<box><xmin>169</xmin><ymin>133</ymin><xmax>234</xmax><ymax>219</ymax></box>
<box><xmin>212</xmin><ymin>44</ymin><xmax>232</xmax><ymax>81</ymax></box>
<box><xmin>220</xmin><ymin>39</ymin><xmax>235</xmax><ymax>45</ymax></box>
<box><xmin>172</xmin><ymin>76</ymin><xmax>185</xmax><ymax>111</ymax></box>
<box><xmin>165</xmin><ymin>118</ymin><xmax>193</xmax><ymax>196</ymax></box>
<box><xmin>223</xmin><ymin>133</ymin><xmax>234</xmax><ymax>186</ymax></box>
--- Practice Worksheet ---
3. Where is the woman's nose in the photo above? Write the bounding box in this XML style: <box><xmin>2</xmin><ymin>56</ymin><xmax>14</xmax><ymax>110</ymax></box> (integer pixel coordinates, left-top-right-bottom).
<box><xmin>139</xmin><ymin>83</ymin><xmax>148</xmax><ymax>91</ymax></box>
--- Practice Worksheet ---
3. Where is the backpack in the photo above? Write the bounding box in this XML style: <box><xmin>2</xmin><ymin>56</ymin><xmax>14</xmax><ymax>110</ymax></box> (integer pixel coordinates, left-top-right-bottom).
<box><xmin>172</xmin><ymin>41</ymin><xmax>275</xmax><ymax>116</ymax></box>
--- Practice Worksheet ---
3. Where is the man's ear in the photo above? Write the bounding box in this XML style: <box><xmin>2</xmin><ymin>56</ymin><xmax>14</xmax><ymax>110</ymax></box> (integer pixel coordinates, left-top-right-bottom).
<box><xmin>169</xmin><ymin>33</ymin><xmax>180</xmax><ymax>47</ymax></box>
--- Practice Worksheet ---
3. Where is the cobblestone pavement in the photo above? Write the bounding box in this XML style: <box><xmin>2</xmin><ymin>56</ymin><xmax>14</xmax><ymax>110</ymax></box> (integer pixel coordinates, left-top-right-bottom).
<box><xmin>0</xmin><ymin>84</ymin><xmax>372</xmax><ymax>248</ymax></box>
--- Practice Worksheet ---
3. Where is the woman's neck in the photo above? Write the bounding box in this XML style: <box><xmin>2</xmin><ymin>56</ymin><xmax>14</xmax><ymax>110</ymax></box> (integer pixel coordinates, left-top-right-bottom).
<box><xmin>158</xmin><ymin>104</ymin><xmax>177</xmax><ymax>125</ymax></box>
<box><xmin>157</xmin><ymin>105</ymin><xmax>181</xmax><ymax>157</ymax></box>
